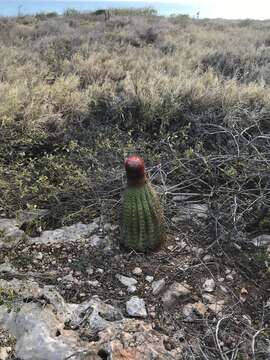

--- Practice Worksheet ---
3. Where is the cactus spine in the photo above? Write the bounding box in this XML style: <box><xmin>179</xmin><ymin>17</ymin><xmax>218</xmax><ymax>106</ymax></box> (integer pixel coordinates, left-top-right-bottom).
<box><xmin>121</xmin><ymin>156</ymin><xmax>165</xmax><ymax>252</ymax></box>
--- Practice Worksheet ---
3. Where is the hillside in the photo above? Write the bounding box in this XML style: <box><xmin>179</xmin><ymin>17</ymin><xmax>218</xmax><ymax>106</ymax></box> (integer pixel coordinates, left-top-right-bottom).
<box><xmin>0</xmin><ymin>9</ymin><xmax>270</xmax><ymax>359</ymax></box>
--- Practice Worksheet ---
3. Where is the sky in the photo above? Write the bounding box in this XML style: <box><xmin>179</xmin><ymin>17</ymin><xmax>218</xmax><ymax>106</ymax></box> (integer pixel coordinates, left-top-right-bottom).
<box><xmin>186</xmin><ymin>0</ymin><xmax>270</xmax><ymax>19</ymax></box>
<box><xmin>96</xmin><ymin>0</ymin><xmax>270</xmax><ymax>20</ymax></box>
<box><xmin>5</xmin><ymin>0</ymin><xmax>269</xmax><ymax>20</ymax></box>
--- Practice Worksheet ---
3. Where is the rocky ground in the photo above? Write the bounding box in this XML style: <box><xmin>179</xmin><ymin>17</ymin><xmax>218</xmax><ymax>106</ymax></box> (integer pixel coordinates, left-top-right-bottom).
<box><xmin>0</xmin><ymin>202</ymin><xmax>269</xmax><ymax>359</ymax></box>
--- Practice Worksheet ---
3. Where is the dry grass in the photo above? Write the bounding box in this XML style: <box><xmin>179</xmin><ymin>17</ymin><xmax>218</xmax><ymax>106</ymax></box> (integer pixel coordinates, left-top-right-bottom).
<box><xmin>0</xmin><ymin>10</ymin><xmax>270</xmax><ymax>234</ymax></box>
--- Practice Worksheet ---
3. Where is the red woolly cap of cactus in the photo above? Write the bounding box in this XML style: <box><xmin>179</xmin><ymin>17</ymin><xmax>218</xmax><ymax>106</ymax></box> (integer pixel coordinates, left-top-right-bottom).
<box><xmin>125</xmin><ymin>156</ymin><xmax>146</xmax><ymax>185</ymax></box>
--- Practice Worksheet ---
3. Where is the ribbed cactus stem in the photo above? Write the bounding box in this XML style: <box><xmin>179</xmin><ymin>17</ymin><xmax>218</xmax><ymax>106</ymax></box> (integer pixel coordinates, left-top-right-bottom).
<box><xmin>121</xmin><ymin>156</ymin><xmax>165</xmax><ymax>252</ymax></box>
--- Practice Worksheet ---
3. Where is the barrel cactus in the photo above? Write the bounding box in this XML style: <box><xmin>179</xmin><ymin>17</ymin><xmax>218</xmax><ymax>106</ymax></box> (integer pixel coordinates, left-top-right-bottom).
<box><xmin>121</xmin><ymin>156</ymin><xmax>165</xmax><ymax>252</ymax></box>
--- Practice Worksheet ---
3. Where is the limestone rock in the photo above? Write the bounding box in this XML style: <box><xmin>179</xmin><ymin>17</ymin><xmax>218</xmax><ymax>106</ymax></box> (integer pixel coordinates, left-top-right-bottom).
<box><xmin>132</xmin><ymin>267</ymin><xmax>143</xmax><ymax>276</ymax></box>
<box><xmin>152</xmin><ymin>279</ymin><xmax>166</xmax><ymax>295</ymax></box>
<box><xmin>30</xmin><ymin>222</ymin><xmax>99</xmax><ymax>245</ymax></box>
<box><xmin>182</xmin><ymin>303</ymin><xmax>195</xmax><ymax>322</ymax></box>
<box><xmin>126</xmin><ymin>297</ymin><xmax>147</xmax><ymax>318</ymax></box>
<box><xmin>0</xmin><ymin>261</ymin><xmax>17</xmax><ymax>275</ymax></box>
<box><xmin>0</xmin><ymin>347</ymin><xmax>11</xmax><ymax>360</ymax></box>
<box><xmin>0</xmin><ymin>219</ymin><xmax>26</xmax><ymax>248</ymax></box>
<box><xmin>0</xmin><ymin>279</ymin><xmax>182</xmax><ymax>360</ymax></box>
<box><xmin>182</xmin><ymin>302</ymin><xmax>208</xmax><ymax>322</ymax></box>
<box><xmin>172</xmin><ymin>204</ymin><xmax>208</xmax><ymax>223</ymax></box>
<box><xmin>89</xmin><ymin>235</ymin><xmax>104</xmax><ymax>248</ymax></box>
<box><xmin>116</xmin><ymin>274</ymin><xmax>137</xmax><ymax>293</ymax></box>
<box><xmin>92</xmin><ymin>319</ymin><xmax>182</xmax><ymax>360</ymax></box>
<box><xmin>203</xmin><ymin>279</ymin><xmax>215</xmax><ymax>293</ymax></box>
<box><xmin>162</xmin><ymin>282</ymin><xmax>192</xmax><ymax>309</ymax></box>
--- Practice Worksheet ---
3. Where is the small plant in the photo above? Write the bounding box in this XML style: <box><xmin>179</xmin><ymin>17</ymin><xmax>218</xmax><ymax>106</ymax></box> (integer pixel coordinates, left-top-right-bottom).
<box><xmin>121</xmin><ymin>156</ymin><xmax>165</xmax><ymax>252</ymax></box>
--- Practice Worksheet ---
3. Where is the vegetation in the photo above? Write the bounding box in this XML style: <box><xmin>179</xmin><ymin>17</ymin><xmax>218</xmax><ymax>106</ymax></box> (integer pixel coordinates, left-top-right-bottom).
<box><xmin>1</xmin><ymin>9</ymin><xmax>270</xmax><ymax>241</ymax></box>
<box><xmin>121</xmin><ymin>183</ymin><xmax>165</xmax><ymax>252</ymax></box>
<box><xmin>0</xmin><ymin>10</ymin><xmax>270</xmax><ymax>358</ymax></box>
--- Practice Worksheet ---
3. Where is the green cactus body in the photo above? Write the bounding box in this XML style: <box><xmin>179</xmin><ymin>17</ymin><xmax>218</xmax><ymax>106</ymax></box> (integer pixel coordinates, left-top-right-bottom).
<box><xmin>121</xmin><ymin>182</ymin><xmax>165</xmax><ymax>252</ymax></box>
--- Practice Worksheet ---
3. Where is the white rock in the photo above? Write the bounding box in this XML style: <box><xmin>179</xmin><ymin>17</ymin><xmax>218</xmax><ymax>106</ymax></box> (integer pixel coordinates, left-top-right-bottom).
<box><xmin>220</xmin><ymin>285</ymin><xmax>228</xmax><ymax>293</ymax></box>
<box><xmin>30</xmin><ymin>222</ymin><xmax>99</xmax><ymax>245</ymax></box>
<box><xmin>86</xmin><ymin>267</ymin><xmax>94</xmax><ymax>275</ymax></box>
<box><xmin>0</xmin><ymin>261</ymin><xmax>17</xmax><ymax>275</ymax></box>
<box><xmin>132</xmin><ymin>267</ymin><xmax>142</xmax><ymax>276</ymax></box>
<box><xmin>173</xmin><ymin>204</ymin><xmax>208</xmax><ymax>223</ymax></box>
<box><xmin>116</xmin><ymin>274</ymin><xmax>137</xmax><ymax>293</ymax></box>
<box><xmin>89</xmin><ymin>235</ymin><xmax>105</xmax><ymax>248</ymax></box>
<box><xmin>162</xmin><ymin>282</ymin><xmax>192</xmax><ymax>308</ymax></box>
<box><xmin>172</xmin><ymin>194</ymin><xmax>191</xmax><ymax>202</ymax></box>
<box><xmin>126</xmin><ymin>297</ymin><xmax>147</xmax><ymax>318</ymax></box>
<box><xmin>208</xmin><ymin>303</ymin><xmax>224</xmax><ymax>317</ymax></box>
<box><xmin>0</xmin><ymin>347</ymin><xmax>11</xmax><ymax>360</ymax></box>
<box><xmin>145</xmin><ymin>276</ymin><xmax>154</xmax><ymax>283</ymax></box>
<box><xmin>103</xmin><ymin>223</ymin><xmax>111</xmax><ymax>233</ymax></box>
<box><xmin>203</xmin><ymin>279</ymin><xmax>215</xmax><ymax>293</ymax></box>
<box><xmin>0</xmin><ymin>219</ymin><xmax>26</xmax><ymax>248</ymax></box>
<box><xmin>226</xmin><ymin>274</ymin><xmax>234</xmax><ymax>281</ymax></box>
<box><xmin>35</xmin><ymin>252</ymin><xmax>43</xmax><ymax>261</ymax></box>
<box><xmin>182</xmin><ymin>303</ymin><xmax>195</xmax><ymax>322</ymax></box>
<box><xmin>203</xmin><ymin>255</ymin><xmax>212</xmax><ymax>262</ymax></box>
<box><xmin>63</xmin><ymin>273</ymin><xmax>74</xmax><ymax>282</ymax></box>
<box><xmin>152</xmin><ymin>279</ymin><xmax>166</xmax><ymax>295</ymax></box>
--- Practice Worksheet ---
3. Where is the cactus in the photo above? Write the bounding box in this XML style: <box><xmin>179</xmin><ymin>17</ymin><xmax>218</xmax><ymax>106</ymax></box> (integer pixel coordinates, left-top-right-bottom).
<box><xmin>121</xmin><ymin>156</ymin><xmax>165</xmax><ymax>252</ymax></box>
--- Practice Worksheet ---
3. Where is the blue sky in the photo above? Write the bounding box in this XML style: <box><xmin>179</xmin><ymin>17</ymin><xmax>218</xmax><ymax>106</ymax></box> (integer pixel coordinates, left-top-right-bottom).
<box><xmin>4</xmin><ymin>0</ymin><xmax>270</xmax><ymax>19</ymax></box>
<box><xmin>88</xmin><ymin>0</ymin><xmax>269</xmax><ymax>19</ymax></box>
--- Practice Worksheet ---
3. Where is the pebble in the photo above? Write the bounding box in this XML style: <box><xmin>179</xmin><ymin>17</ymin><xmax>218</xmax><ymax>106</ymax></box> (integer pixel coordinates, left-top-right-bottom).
<box><xmin>202</xmin><ymin>279</ymin><xmax>215</xmax><ymax>293</ymax></box>
<box><xmin>226</xmin><ymin>274</ymin><xmax>234</xmax><ymax>281</ymax></box>
<box><xmin>35</xmin><ymin>252</ymin><xmax>43</xmax><ymax>260</ymax></box>
<box><xmin>152</xmin><ymin>279</ymin><xmax>166</xmax><ymax>295</ymax></box>
<box><xmin>132</xmin><ymin>267</ymin><xmax>142</xmax><ymax>276</ymax></box>
<box><xmin>193</xmin><ymin>302</ymin><xmax>208</xmax><ymax>316</ymax></box>
<box><xmin>103</xmin><ymin>223</ymin><xmax>111</xmax><ymax>233</ymax></box>
<box><xmin>220</xmin><ymin>285</ymin><xmax>228</xmax><ymax>293</ymax></box>
<box><xmin>116</xmin><ymin>274</ymin><xmax>138</xmax><ymax>293</ymax></box>
<box><xmin>192</xmin><ymin>247</ymin><xmax>204</xmax><ymax>256</ymax></box>
<box><xmin>88</xmin><ymin>280</ymin><xmax>100</xmax><ymax>287</ymax></box>
<box><xmin>208</xmin><ymin>302</ymin><xmax>224</xmax><ymax>316</ymax></box>
<box><xmin>63</xmin><ymin>273</ymin><xmax>74</xmax><ymax>282</ymax></box>
<box><xmin>0</xmin><ymin>347</ymin><xmax>12</xmax><ymax>360</ymax></box>
<box><xmin>126</xmin><ymin>296</ymin><xmax>147</xmax><ymax>318</ymax></box>
<box><xmin>182</xmin><ymin>303</ymin><xmax>195</xmax><ymax>322</ymax></box>
<box><xmin>86</xmin><ymin>267</ymin><xmax>94</xmax><ymax>275</ymax></box>
<box><xmin>145</xmin><ymin>276</ymin><xmax>154</xmax><ymax>283</ymax></box>
<box><xmin>162</xmin><ymin>282</ymin><xmax>192</xmax><ymax>308</ymax></box>
<box><xmin>202</xmin><ymin>255</ymin><xmax>212</xmax><ymax>262</ymax></box>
